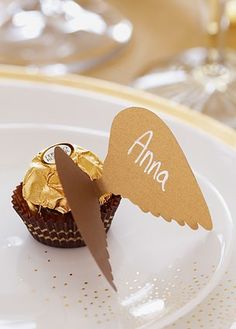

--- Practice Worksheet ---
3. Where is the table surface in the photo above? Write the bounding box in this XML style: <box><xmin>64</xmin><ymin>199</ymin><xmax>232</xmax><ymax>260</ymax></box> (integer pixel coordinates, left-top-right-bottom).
<box><xmin>85</xmin><ymin>0</ymin><xmax>236</xmax><ymax>85</ymax></box>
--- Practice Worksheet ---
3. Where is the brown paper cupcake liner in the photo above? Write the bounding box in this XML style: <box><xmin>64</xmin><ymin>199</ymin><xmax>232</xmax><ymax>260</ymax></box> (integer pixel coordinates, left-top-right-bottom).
<box><xmin>12</xmin><ymin>183</ymin><xmax>121</xmax><ymax>248</ymax></box>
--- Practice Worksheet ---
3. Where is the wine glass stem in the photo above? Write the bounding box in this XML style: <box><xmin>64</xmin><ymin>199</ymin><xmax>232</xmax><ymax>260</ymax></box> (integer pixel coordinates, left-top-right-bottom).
<box><xmin>206</xmin><ymin>0</ymin><xmax>228</xmax><ymax>65</ymax></box>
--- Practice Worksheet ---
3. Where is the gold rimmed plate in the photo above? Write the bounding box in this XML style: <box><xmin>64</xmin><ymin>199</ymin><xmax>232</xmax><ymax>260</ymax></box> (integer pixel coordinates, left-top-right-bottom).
<box><xmin>0</xmin><ymin>66</ymin><xmax>236</xmax><ymax>329</ymax></box>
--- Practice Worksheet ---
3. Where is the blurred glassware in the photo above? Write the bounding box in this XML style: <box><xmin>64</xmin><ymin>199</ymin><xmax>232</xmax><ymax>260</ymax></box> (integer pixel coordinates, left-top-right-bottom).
<box><xmin>0</xmin><ymin>0</ymin><xmax>132</xmax><ymax>74</ymax></box>
<box><xmin>133</xmin><ymin>0</ymin><xmax>236</xmax><ymax>128</ymax></box>
<box><xmin>226</xmin><ymin>0</ymin><xmax>236</xmax><ymax>25</ymax></box>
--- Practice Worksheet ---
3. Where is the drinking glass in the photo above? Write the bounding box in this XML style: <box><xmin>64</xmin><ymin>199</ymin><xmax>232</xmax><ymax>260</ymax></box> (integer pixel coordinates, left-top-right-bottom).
<box><xmin>0</xmin><ymin>0</ymin><xmax>132</xmax><ymax>74</ymax></box>
<box><xmin>133</xmin><ymin>0</ymin><xmax>236</xmax><ymax>128</ymax></box>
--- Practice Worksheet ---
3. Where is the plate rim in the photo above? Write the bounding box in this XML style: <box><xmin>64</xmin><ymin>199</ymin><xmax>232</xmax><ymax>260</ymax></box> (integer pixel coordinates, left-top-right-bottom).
<box><xmin>0</xmin><ymin>65</ymin><xmax>235</xmax><ymax>150</ymax></box>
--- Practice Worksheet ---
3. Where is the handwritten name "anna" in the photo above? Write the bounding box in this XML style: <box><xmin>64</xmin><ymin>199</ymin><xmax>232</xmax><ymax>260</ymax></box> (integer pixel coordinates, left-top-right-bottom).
<box><xmin>128</xmin><ymin>130</ymin><xmax>169</xmax><ymax>192</ymax></box>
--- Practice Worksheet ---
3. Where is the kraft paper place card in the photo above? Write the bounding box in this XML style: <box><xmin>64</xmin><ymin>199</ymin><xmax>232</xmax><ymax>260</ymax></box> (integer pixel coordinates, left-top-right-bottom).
<box><xmin>55</xmin><ymin>107</ymin><xmax>213</xmax><ymax>291</ymax></box>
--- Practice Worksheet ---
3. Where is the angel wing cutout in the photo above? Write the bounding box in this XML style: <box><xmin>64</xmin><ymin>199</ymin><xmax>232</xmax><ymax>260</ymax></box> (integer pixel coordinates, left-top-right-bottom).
<box><xmin>98</xmin><ymin>107</ymin><xmax>212</xmax><ymax>231</ymax></box>
<box><xmin>55</xmin><ymin>147</ymin><xmax>116</xmax><ymax>291</ymax></box>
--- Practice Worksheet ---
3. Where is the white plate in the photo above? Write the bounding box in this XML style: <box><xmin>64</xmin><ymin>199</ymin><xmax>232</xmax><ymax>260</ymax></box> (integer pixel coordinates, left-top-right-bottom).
<box><xmin>0</xmin><ymin>69</ymin><xmax>236</xmax><ymax>329</ymax></box>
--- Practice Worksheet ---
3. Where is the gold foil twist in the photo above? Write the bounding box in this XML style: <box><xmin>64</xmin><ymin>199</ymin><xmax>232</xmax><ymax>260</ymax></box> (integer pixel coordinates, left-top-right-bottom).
<box><xmin>22</xmin><ymin>144</ymin><xmax>105</xmax><ymax>214</ymax></box>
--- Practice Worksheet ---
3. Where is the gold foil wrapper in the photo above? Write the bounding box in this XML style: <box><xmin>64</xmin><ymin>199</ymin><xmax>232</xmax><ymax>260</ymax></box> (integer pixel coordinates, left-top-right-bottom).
<box><xmin>22</xmin><ymin>143</ymin><xmax>105</xmax><ymax>214</ymax></box>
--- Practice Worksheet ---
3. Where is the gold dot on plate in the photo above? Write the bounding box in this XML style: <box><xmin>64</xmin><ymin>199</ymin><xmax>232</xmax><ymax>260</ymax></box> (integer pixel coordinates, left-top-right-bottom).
<box><xmin>77</xmin><ymin>300</ymin><xmax>82</xmax><ymax>303</ymax></box>
<box><xmin>94</xmin><ymin>291</ymin><xmax>98</xmax><ymax>294</ymax></box>
<box><xmin>90</xmin><ymin>302</ymin><xmax>94</xmax><ymax>305</ymax></box>
<box><xmin>63</xmin><ymin>296</ymin><xmax>67</xmax><ymax>299</ymax></box>
<box><xmin>44</xmin><ymin>250</ymin><xmax>48</xmax><ymax>254</ymax></box>
<box><xmin>47</xmin><ymin>259</ymin><xmax>51</xmax><ymax>263</ymax></box>
<box><xmin>52</xmin><ymin>286</ymin><xmax>56</xmax><ymax>289</ymax></box>
<box><xmin>105</xmin><ymin>288</ymin><xmax>109</xmax><ymax>292</ymax></box>
<box><xmin>69</xmin><ymin>273</ymin><xmax>73</xmax><ymax>276</ymax></box>
<box><xmin>53</xmin><ymin>275</ymin><xmax>56</xmax><ymax>279</ymax></box>
<box><xmin>84</xmin><ymin>294</ymin><xmax>88</xmax><ymax>297</ymax></box>
<box><xmin>34</xmin><ymin>269</ymin><xmax>38</xmax><ymax>272</ymax></box>
<box><xmin>84</xmin><ymin>307</ymin><xmax>87</xmax><ymax>311</ymax></box>
<box><xmin>84</xmin><ymin>281</ymin><xmax>88</xmax><ymax>285</ymax></box>
<box><xmin>64</xmin><ymin>283</ymin><xmax>68</xmax><ymax>286</ymax></box>
<box><xmin>98</xmin><ymin>274</ymin><xmax>102</xmax><ymax>277</ymax></box>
